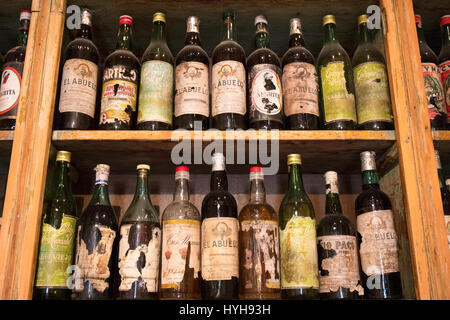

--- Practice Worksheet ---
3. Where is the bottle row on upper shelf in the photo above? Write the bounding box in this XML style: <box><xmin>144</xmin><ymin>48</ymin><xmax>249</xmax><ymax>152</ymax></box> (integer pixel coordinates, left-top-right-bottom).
<box><xmin>34</xmin><ymin>150</ymin><xmax>405</xmax><ymax>300</ymax></box>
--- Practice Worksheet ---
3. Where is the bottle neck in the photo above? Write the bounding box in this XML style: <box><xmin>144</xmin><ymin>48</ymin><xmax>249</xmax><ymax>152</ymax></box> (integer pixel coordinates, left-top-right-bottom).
<box><xmin>358</xmin><ymin>22</ymin><xmax>372</xmax><ymax>44</ymax></box>
<box><xmin>78</xmin><ymin>24</ymin><xmax>93</xmax><ymax>40</ymax></box>
<box><xmin>54</xmin><ymin>160</ymin><xmax>70</xmax><ymax>191</ymax></box>
<box><xmin>133</xmin><ymin>170</ymin><xmax>150</xmax><ymax>200</ymax></box>
<box><xmin>17</xmin><ymin>19</ymin><xmax>30</xmax><ymax>47</ymax></box>
<box><xmin>222</xmin><ymin>19</ymin><xmax>236</xmax><ymax>41</ymax></box>
<box><xmin>174</xmin><ymin>178</ymin><xmax>190</xmax><ymax>201</ymax></box>
<box><xmin>416</xmin><ymin>23</ymin><xmax>425</xmax><ymax>44</ymax></box>
<box><xmin>249</xmin><ymin>179</ymin><xmax>266</xmax><ymax>203</ymax></box>
<box><xmin>324</xmin><ymin>23</ymin><xmax>338</xmax><ymax>43</ymax></box>
<box><xmin>211</xmin><ymin>170</ymin><xmax>228</xmax><ymax>191</ymax></box>
<box><xmin>116</xmin><ymin>23</ymin><xmax>133</xmax><ymax>50</ymax></box>
<box><xmin>438</xmin><ymin>168</ymin><xmax>446</xmax><ymax>190</ymax></box>
<box><xmin>255</xmin><ymin>23</ymin><xmax>270</xmax><ymax>49</ymax></box>
<box><xmin>151</xmin><ymin>21</ymin><xmax>167</xmax><ymax>42</ymax></box>
<box><xmin>362</xmin><ymin>170</ymin><xmax>380</xmax><ymax>189</ymax></box>
<box><xmin>289</xmin><ymin>33</ymin><xmax>305</xmax><ymax>48</ymax></box>
<box><xmin>90</xmin><ymin>183</ymin><xmax>111</xmax><ymax>206</ymax></box>
<box><xmin>185</xmin><ymin>32</ymin><xmax>201</xmax><ymax>46</ymax></box>
<box><xmin>325</xmin><ymin>192</ymin><xmax>343</xmax><ymax>215</ymax></box>
<box><xmin>442</xmin><ymin>24</ymin><xmax>450</xmax><ymax>47</ymax></box>
<box><xmin>287</xmin><ymin>164</ymin><xmax>305</xmax><ymax>193</ymax></box>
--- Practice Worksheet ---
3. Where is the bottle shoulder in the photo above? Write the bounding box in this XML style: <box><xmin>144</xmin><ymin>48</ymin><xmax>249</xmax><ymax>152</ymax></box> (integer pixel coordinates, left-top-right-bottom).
<box><xmin>247</xmin><ymin>48</ymin><xmax>281</xmax><ymax>69</ymax></box>
<box><xmin>317</xmin><ymin>214</ymin><xmax>355</xmax><ymax>236</ymax></box>
<box><xmin>352</xmin><ymin>43</ymin><xmax>386</xmax><ymax>67</ymax></box>
<box><xmin>104</xmin><ymin>49</ymin><xmax>140</xmax><ymax>69</ymax></box>
<box><xmin>355</xmin><ymin>187</ymin><xmax>392</xmax><ymax>215</ymax></box>
<box><xmin>438</xmin><ymin>46</ymin><xmax>450</xmax><ymax>64</ymax></box>
<box><xmin>4</xmin><ymin>45</ymin><xmax>26</xmax><ymax>64</ymax></box>
<box><xmin>419</xmin><ymin>43</ymin><xmax>439</xmax><ymax>64</ymax></box>
<box><xmin>317</xmin><ymin>42</ymin><xmax>351</xmax><ymax>66</ymax></box>
<box><xmin>212</xmin><ymin>40</ymin><xmax>246</xmax><ymax>64</ymax></box>
<box><xmin>281</xmin><ymin>46</ymin><xmax>315</xmax><ymax>67</ymax></box>
<box><xmin>279</xmin><ymin>193</ymin><xmax>315</xmax><ymax>219</ymax></box>
<box><xmin>176</xmin><ymin>44</ymin><xmax>209</xmax><ymax>66</ymax></box>
<box><xmin>238</xmin><ymin>202</ymin><xmax>277</xmax><ymax>221</ymax></box>
<box><xmin>121</xmin><ymin>198</ymin><xmax>159</xmax><ymax>224</ymax></box>
<box><xmin>65</xmin><ymin>37</ymin><xmax>100</xmax><ymax>63</ymax></box>
<box><xmin>161</xmin><ymin>200</ymin><xmax>201</xmax><ymax>221</ymax></box>
<box><xmin>80</xmin><ymin>204</ymin><xmax>118</xmax><ymax>229</ymax></box>
<box><xmin>201</xmin><ymin>190</ymin><xmax>238</xmax><ymax>218</ymax></box>
<box><xmin>142</xmin><ymin>42</ymin><xmax>174</xmax><ymax>64</ymax></box>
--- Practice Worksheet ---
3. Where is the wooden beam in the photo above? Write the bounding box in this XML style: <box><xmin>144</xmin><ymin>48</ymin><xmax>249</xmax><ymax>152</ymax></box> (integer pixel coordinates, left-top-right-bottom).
<box><xmin>380</xmin><ymin>0</ymin><xmax>450</xmax><ymax>299</ymax></box>
<box><xmin>0</xmin><ymin>0</ymin><xmax>66</xmax><ymax>299</ymax></box>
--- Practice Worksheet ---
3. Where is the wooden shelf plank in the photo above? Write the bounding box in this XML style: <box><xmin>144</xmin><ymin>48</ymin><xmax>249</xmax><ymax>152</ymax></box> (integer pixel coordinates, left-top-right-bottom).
<box><xmin>52</xmin><ymin>130</ymin><xmax>396</xmax><ymax>174</ymax></box>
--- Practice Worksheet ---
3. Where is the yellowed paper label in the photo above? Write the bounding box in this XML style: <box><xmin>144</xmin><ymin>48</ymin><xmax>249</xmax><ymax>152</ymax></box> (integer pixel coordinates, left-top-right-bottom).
<box><xmin>161</xmin><ymin>219</ymin><xmax>201</xmax><ymax>289</ymax></box>
<box><xmin>357</xmin><ymin>209</ymin><xmax>400</xmax><ymax>276</ymax></box>
<box><xmin>201</xmin><ymin>217</ymin><xmax>239</xmax><ymax>281</ymax></box>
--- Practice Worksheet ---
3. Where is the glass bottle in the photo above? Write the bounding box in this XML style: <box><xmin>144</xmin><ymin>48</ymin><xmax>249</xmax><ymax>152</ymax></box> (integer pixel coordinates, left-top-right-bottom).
<box><xmin>279</xmin><ymin>154</ymin><xmax>319</xmax><ymax>299</ymax></box>
<box><xmin>34</xmin><ymin>151</ymin><xmax>77</xmax><ymax>300</ymax></box>
<box><xmin>201</xmin><ymin>153</ymin><xmax>239</xmax><ymax>299</ymax></box>
<box><xmin>99</xmin><ymin>15</ymin><xmax>140</xmax><ymax>130</ymax></box>
<box><xmin>316</xmin><ymin>171</ymin><xmax>363</xmax><ymax>300</ymax></box>
<box><xmin>174</xmin><ymin>16</ymin><xmax>209</xmax><ymax>130</ymax></box>
<box><xmin>317</xmin><ymin>15</ymin><xmax>357</xmax><ymax>130</ymax></box>
<box><xmin>352</xmin><ymin>14</ymin><xmax>394</xmax><ymax>130</ymax></box>
<box><xmin>160</xmin><ymin>166</ymin><xmax>201</xmax><ymax>299</ymax></box>
<box><xmin>211</xmin><ymin>11</ymin><xmax>247</xmax><ymax>130</ymax></box>
<box><xmin>281</xmin><ymin>18</ymin><xmax>319</xmax><ymax>130</ymax></box>
<box><xmin>138</xmin><ymin>12</ymin><xmax>174</xmax><ymax>130</ymax></box>
<box><xmin>438</xmin><ymin>15</ymin><xmax>450</xmax><ymax>127</ymax></box>
<box><xmin>238</xmin><ymin>166</ymin><xmax>280</xmax><ymax>300</ymax></box>
<box><xmin>416</xmin><ymin>14</ymin><xmax>447</xmax><ymax>130</ymax></box>
<box><xmin>247</xmin><ymin>14</ymin><xmax>284</xmax><ymax>129</ymax></box>
<box><xmin>73</xmin><ymin>164</ymin><xmax>118</xmax><ymax>300</ymax></box>
<box><xmin>436</xmin><ymin>151</ymin><xmax>450</xmax><ymax>249</ymax></box>
<box><xmin>355</xmin><ymin>151</ymin><xmax>403</xmax><ymax>299</ymax></box>
<box><xmin>58</xmin><ymin>9</ymin><xmax>99</xmax><ymax>130</ymax></box>
<box><xmin>117</xmin><ymin>164</ymin><xmax>160</xmax><ymax>300</ymax></box>
<box><xmin>0</xmin><ymin>10</ymin><xmax>30</xmax><ymax>130</ymax></box>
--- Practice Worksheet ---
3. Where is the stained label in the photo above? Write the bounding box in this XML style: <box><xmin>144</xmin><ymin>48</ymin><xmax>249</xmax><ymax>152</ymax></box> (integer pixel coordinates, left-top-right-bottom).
<box><xmin>422</xmin><ymin>63</ymin><xmax>445</xmax><ymax>120</ymax></box>
<box><xmin>0</xmin><ymin>63</ymin><xmax>23</xmax><ymax>119</ymax></box>
<box><xmin>249</xmin><ymin>64</ymin><xmax>283</xmax><ymax>117</ymax></box>
<box><xmin>439</xmin><ymin>60</ymin><xmax>450</xmax><ymax>120</ymax></box>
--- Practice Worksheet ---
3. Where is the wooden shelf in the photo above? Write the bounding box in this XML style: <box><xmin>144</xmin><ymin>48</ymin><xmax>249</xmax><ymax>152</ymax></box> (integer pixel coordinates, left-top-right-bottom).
<box><xmin>52</xmin><ymin>130</ymin><xmax>395</xmax><ymax>174</ymax></box>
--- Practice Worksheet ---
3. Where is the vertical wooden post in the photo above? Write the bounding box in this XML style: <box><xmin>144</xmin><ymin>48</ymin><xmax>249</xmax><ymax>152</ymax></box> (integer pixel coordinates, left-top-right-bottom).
<box><xmin>0</xmin><ymin>0</ymin><xmax>66</xmax><ymax>299</ymax></box>
<box><xmin>380</xmin><ymin>0</ymin><xmax>450</xmax><ymax>299</ymax></box>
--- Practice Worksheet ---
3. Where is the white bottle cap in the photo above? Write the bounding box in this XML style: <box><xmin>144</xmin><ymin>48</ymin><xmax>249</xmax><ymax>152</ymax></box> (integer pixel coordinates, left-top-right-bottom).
<box><xmin>95</xmin><ymin>164</ymin><xmax>110</xmax><ymax>185</ymax></box>
<box><xmin>254</xmin><ymin>14</ymin><xmax>268</xmax><ymax>26</ymax></box>
<box><xmin>324</xmin><ymin>171</ymin><xmax>339</xmax><ymax>194</ymax></box>
<box><xmin>20</xmin><ymin>10</ymin><xmax>31</xmax><ymax>21</ymax></box>
<box><xmin>360</xmin><ymin>151</ymin><xmax>377</xmax><ymax>171</ymax></box>
<box><xmin>212</xmin><ymin>153</ymin><xmax>226</xmax><ymax>171</ymax></box>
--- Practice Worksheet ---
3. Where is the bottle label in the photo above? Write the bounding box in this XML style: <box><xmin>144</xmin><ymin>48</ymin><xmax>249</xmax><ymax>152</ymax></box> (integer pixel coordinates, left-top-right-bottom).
<box><xmin>282</xmin><ymin>62</ymin><xmax>319</xmax><ymax>117</ymax></box>
<box><xmin>118</xmin><ymin>222</ymin><xmax>161</xmax><ymax>293</ymax></box>
<box><xmin>161</xmin><ymin>219</ymin><xmax>201</xmax><ymax>289</ymax></box>
<box><xmin>320</xmin><ymin>61</ymin><xmax>357</xmax><ymax>124</ymax></box>
<box><xmin>356</xmin><ymin>209</ymin><xmax>400</xmax><ymax>276</ymax></box>
<box><xmin>354</xmin><ymin>62</ymin><xmax>393</xmax><ymax>124</ymax></box>
<box><xmin>240</xmin><ymin>220</ymin><xmax>280</xmax><ymax>289</ymax></box>
<box><xmin>74</xmin><ymin>225</ymin><xmax>116</xmax><ymax>293</ymax></box>
<box><xmin>35</xmin><ymin>215</ymin><xmax>77</xmax><ymax>288</ymax></box>
<box><xmin>211</xmin><ymin>60</ymin><xmax>246</xmax><ymax>116</ymax></box>
<box><xmin>138</xmin><ymin>60</ymin><xmax>173</xmax><ymax>125</ymax></box>
<box><xmin>317</xmin><ymin>235</ymin><xmax>364</xmax><ymax>295</ymax></box>
<box><xmin>58</xmin><ymin>58</ymin><xmax>98</xmax><ymax>117</ymax></box>
<box><xmin>99</xmin><ymin>65</ymin><xmax>138</xmax><ymax>126</ymax></box>
<box><xmin>422</xmin><ymin>62</ymin><xmax>445</xmax><ymax>120</ymax></box>
<box><xmin>280</xmin><ymin>216</ymin><xmax>319</xmax><ymax>289</ymax></box>
<box><xmin>174</xmin><ymin>61</ymin><xmax>209</xmax><ymax>117</ymax></box>
<box><xmin>0</xmin><ymin>63</ymin><xmax>23</xmax><ymax>119</ymax></box>
<box><xmin>201</xmin><ymin>217</ymin><xmax>239</xmax><ymax>281</ymax></box>
<box><xmin>439</xmin><ymin>60</ymin><xmax>450</xmax><ymax>121</ymax></box>
<box><xmin>445</xmin><ymin>215</ymin><xmax>450</xmax><ymax>249</ymax></box>
<box><xmin>248</xmin><ymin>64</ymin><xmax>283</xmax><ymax>123</ymax></box>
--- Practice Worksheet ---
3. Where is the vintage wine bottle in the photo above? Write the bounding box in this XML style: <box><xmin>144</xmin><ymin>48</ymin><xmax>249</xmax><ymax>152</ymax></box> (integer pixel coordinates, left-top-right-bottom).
<box><xmin>99</xmin><ymin>15</ymin><xmax>140</xmax><ymax>130</ymax></box>
<box><xmin>416</xmin><ymin>14</ymin><xmax>447</xmax><ymax>130</ymax></box>
<box><xmin>160</xmin><ymin>166</ymin><xmax>201</xmax><ymax>299</ymax></box>
<box><xmin>33</xmin><ymin>151</ymin><xmax>77</xmax><ymax>300</ymax></box>
<box><xmin>317</xmin><ymin>171</ymin><xmax>364</xmax><ymax>300</ymax></box>
<box><xmin>247</xmin><ymin>15</ymin><xmax>284</xmax><ymax>129</ymax></box>
<box><xmin>174</xmin><ymin>16</ymin><xmax>209</xmax><ymax>130</ymax></box>
<box><xmin>58</xmin><ymin>9</ymin><xmax>99</xmax><ymax>130</ymax></box>
<box><xmin>355</xmin><ymin>151</ymin><xmax>402</xmax><ymax>299</ymax></box>
<box><xmin>239</xmin><ymin>167</ymin><xmax>280</xmax><ymax>300</ymax></box>
<box><xmin>438</xmin><ymin>15</ymin><xmax>450</xmax><ymax>127</ymax></box>
<box><xmin>317</xmin><ymin>15</ymin><xmax>357</xmax><ymax>130</ymax></box>
<box><xmin>117</xmin><ymin>164</ymin><xmax>161</xmax><ymax>300</ymax></box>
<box><xmin>201</xmin><ymin>153</ymin><xmax>239</xmax><ymax>299</ymax></box>
<box><xmin>436</xmin><ymin>151</ymin><xmax>450</xmax><ymax>249</ymax></box>
<box><xmin>281</xmin><ymin>18</ymin><xmax>319</xmax><ymax>130</ymax></box>
<box><xmin>446</xmin><ymin>178</ymin><xmax>450</xmax><ymax>248</ymax></box>
<box><xmin>138</xmin><ymin>12</ymin><xmax>174</xmax><ymax>130</ymax></box>
<box><xmin>0</xmin><ymin>10</ymin><xmax>30</xmax><ymax>130</ymax></box>
<box><xmin>352</xmin><ymin>15</ymin><xmax>394</xmax><ymax>130</ymax></box>
<box><xmin>211</xmin><ymin>11</ymin><xmax>247</xmax><ymax>130</ymax></box>
<box><xmin>279</xmin><ymin>154</ymin><xmax>319</xmax><ymax>299</ymax></box>
<box><xmin>73</xmin><ymin>164</ymin><xmax>119</xmax><ymax>300</ymax></box>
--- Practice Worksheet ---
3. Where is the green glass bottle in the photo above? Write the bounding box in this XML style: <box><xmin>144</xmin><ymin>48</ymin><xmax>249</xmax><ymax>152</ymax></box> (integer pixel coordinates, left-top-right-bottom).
<box><xmin>33</xmin><ymin>151</ymin><xmax>77</xmax><ymax>300</ymax></box>
<box><xmin>279</xmin><ymin>154</ymin><xmax>319</xmax><ymax>299</ymax></box>
<box><xmin>352</xmin><ymin>14</ymin><xmax>394</xmax><ymax>130</ymax></box>
<box><xmin>117</xmin><ymin>164</ymin><xmax>161</xmax><ymax>300</ymax></box>
<box><xmin>317</xmin><ymin>15</ymin><xmax>357</xmax><ymax>130</ymax></box>
<box><xmin>138</xmin><ymin>12</ymin><xmax>174</xmax><ymax>130</ymax></box>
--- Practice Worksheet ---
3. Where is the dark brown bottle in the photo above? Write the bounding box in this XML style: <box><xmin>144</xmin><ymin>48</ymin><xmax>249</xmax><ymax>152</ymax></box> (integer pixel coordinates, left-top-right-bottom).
<box><xmin>416</xmin><ymin>14</ymin><xmax>447</xmax><ymax>130</ymax></box>
<box><xmin>211</xmin><ymin>11</ymin><xmax>247</xmax><ymax>130</ymax></box>
<box><xmin>72</xmin><ymin>164</ymin><xmax>119</xmax><ymax>300</ymax></box>
<box><xmin>239</xmin><ymin>167</ymin><xmax>280</xmax><ymax>300</ymax></box>
<box><xmin>355</xmin><ymin>152</ymin><xmax>402</xmax><ymax>299</ymax></box>
<box><xmin>281</xmin><ymin>18</ymin><xmax>319</xmax><ymax>130</ymax></box>
<box><xmin>98</xmin><ymin>15</ymin><xmax>140</xmax><ymax>130</ymax></box>
<box><xmin>247</xmin><ymin>15</ymin><xmax>284</xmax><ymax>130</ymax></box>
<box><xmin>201</xmin><ymin>153</ymin><xmax>239</xmax><ymax>299</ymax></box>
<box><xmin>0</xmin><ymin>10</ymin><xmax>30</xmax><ymax>130</ymax></box>
<box><xmin>174</xmin><ymin>16</ymin><xmax>209</xmax><ymax>130</ymax></box>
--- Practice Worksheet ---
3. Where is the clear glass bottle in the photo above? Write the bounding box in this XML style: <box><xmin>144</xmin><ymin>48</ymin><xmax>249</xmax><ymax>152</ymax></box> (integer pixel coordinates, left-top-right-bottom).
<box><xmin>160</xmin><ymin>166</ymin><xmax>201</xmax><ymax>299</ymax></box>
<box><xmin>117</xmin><ymin>164</ymin><xmax>160</xmax><ymax>300</ymax></box>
